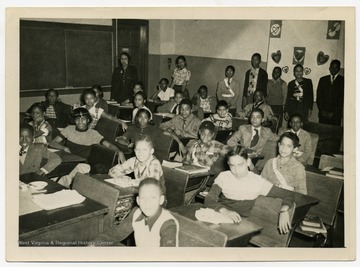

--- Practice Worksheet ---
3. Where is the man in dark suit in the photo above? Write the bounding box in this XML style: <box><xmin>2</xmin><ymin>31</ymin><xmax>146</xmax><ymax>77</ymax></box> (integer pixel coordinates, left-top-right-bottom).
<box><xmin>316</xmin><ymin>60</ymin><xmax>344</xmax><ymax>126</ymax></box>
<box><xmin>19</xmin><ymin>125</ymin><xmax>61</xmax><ymax>176</ymax></box>
<box><xmin>243</xmin><ymin>53</ymin><xmax>268</xmax><ymax>108</ymax></box>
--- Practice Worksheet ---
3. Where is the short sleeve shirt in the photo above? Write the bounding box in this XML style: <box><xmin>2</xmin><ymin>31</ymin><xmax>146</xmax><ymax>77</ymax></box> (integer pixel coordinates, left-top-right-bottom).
<box><xmin>172</xmin><ymin>67</ymin><xmax>191</xmax><ymax>86</ymax></box>
<box><xmin>158</xmin><ymin>88</ymin><xmax>175</xmax><ymax>101</ymax></box>
<box><xmin>60</xmin><ymin>125</ymin><xmax>104</xmax><ymax>146</ymax></box>
<box><xmin>214</xmin><ymin>171</ymin><xmax>273</xmax><ymax>200</ymax></box>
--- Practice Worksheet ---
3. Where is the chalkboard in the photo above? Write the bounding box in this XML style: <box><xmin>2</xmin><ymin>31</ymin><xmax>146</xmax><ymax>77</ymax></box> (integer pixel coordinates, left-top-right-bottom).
<box><xmin>20</xmin><ymin>21</ymin><xmax>113</xmax><ymax>91</ymax></box>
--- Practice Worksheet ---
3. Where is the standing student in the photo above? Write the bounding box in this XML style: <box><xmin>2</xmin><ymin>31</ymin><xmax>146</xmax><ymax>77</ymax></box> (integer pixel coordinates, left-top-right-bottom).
<box><xmin>82</xmin><ymin>89</ymin><xmax>127</xmax><ymax>131</ymax></box>
<box><xmin>267</xmin><ymin>66</ymin><xmax>287</xmax><ymax>127</ymax></box>
<box><xmin>159</xmin><ymin>99</ymin><xmax>202</xmax><ymax>139</ymax></box>
<box><xmin>50</xmin><ymin>108</ymin><xmax>125</xmax><ymax>162</ymax></box>
<box><xmin>284</xmin><ymin>64</ymin><xmax>314</xmax><ymax>123</ymax></box>
<box><xmin>243</xmin><ymin>53</ymin><xmax>268</xmax><ymax>107</ymax></box>
<box><xmin>19</xmin><ymin>124</ymin><xmax>61</xmax><ymax>176</ymax></box>
<box><xmin>170</xmin><ymin>55</ymin><xmax>191</xmax><ymax>99</ymax></box>
<box><xmin>111</xmin><ymin>52</ymin><xmax>138</xmax><ymax>103</ymax></box>
<box><xmin>28</xmin><ymin>102</ymin><xmax>53</xmax><ymax>145</ymax></box>
<box><xmin>203</xmin><ymin>100</ymin><xmax>232</xmax><ymax>130</ymax></box>
<box><xmin>92</xmin><ymin>84</ymin><xmax>109</xmax><ymax>113</ymax></box>
<box><xmin>316</xmin><ymin>59</ymin><xmax>344</xmax><ymax>126</ymax></box>
<box><xmin>261</xmin><ymin>132</ymin><xmax>307</xmax><ymax>194</ymax></box>
<box><xmin>205</xmin><ymin>150</ymin><xmax>294</xmax><ymax>234</ymax></box>
<box><xmin>191</xmin><ymin>85</ymin><xmax>217</xmax><ymax>114</ymax></box>
<box><xmin>132</xmin><ymin>91</ymin><xmax>153</xmax><ymax>123</ymax></box>
<box><xmin>94</xmin><ymin>178</ymin><xmax>179</xmax><ymax>247</ymax></box>
<box><xmin>216</xmin><ymin>65</ymin><xmax>242</xmax><ymax>116</ymax></box>
<box><xmin>109</xmin><ymin>135</ymin><xmax>165</xmax><ymax>189</ymax></box>
<box><xmin>150</xmin><ymin>78</ymin><xmax>175</xmax><ymax>102</ymax></box>
<box><xmin>227</xmin><ymin>108</ymin><xmax>278</xmax><ymax>154</ymax></box>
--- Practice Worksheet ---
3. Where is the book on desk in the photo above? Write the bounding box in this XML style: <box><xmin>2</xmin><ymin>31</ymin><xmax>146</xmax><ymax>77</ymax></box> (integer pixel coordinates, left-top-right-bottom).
<box><xmin>322</xmin><ymin>167</ymin><xmax>344</xmax><ymax>179</ymax></box>
<box><xmin>174</xmin><ymin>164</ymin><xmax>210</xmax><ymax>174</ymax></box>
<box><xmin>300</xmin><ymin>215</ymin><xmax>327</xmax><ymax>234</ymax></box>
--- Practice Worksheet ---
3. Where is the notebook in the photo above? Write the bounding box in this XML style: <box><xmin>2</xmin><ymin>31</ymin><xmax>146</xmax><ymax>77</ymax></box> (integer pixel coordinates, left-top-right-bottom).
<box><xmin>174</xmin><ymin>164</ymin><xmax>210</xmax><ymax>174</ymax></box>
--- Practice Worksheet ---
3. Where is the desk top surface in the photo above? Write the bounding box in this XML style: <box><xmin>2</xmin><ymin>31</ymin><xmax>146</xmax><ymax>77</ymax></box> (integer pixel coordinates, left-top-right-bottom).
<box><xmin>54</xmin><ymin>150</ymin><xmax>86</xmax><ymax>163</ymax></box>
<box><xmin>171</xmin><ymin>203</ymin><xmax>262</xmax><ymax>241</ymax></box>
<box><xmin>19</xmin><ymin>174</ymin><xmax>108</xmax><ymax>238</ymax></box>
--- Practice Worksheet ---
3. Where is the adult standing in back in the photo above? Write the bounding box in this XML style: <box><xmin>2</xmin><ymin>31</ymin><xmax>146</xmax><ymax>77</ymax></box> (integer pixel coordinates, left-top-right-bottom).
<box><xmin>316</xmin><ymin>60</ymin><xmax>344</xmax><ymax>126</ymax></box>
<box><xmin>111</xmin><ymin>52</ymin><xmax>138</xmax><ymax>103</ymax></box>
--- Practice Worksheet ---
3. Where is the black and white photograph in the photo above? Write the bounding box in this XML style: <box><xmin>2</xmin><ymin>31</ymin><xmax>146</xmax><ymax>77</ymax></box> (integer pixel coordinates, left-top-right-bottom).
<box><xmin>4</xmin><ymin>5</ymin><xmax>357</xmax><ymax>263</ymax></box>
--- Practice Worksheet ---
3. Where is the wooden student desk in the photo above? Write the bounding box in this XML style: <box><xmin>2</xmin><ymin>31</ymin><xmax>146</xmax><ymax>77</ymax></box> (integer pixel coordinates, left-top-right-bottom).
<box><xmin>19</xmin><ymin>173</ymin><xmax>108</xmax><ymax>246</ymax></box>
<box><xmin>44</xmin><ymin>150</ymin><xmax>86</xmax><ymax>179</ymax></box>
<box><xmin>171</xmin><ymin>203</ymin><xmax>263</xmax><ymax>247</ymax></box>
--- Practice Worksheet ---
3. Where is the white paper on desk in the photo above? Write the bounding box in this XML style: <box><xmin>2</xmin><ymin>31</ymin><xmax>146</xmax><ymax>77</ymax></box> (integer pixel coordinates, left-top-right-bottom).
<box><xmin>105</xmin><ymin>177</ymin><xmax>135</xmax><ymax>188</ymax></box>
<box><xmin>47</xmin><ymin>148</ymin><xmax>60</xmax><ymax>153</ymax></box>
<box><xmin>31</xmin><ymin>189</ymin><xmax>86</xmax><ymax>210</ymax></box>
<box><xmin>333</xmin><ymin>154</ymin><xmax>344</xmax><ymax>159</ymax></box>
<box><xmin>321</xmin><ymin>166</ymin><xmax>334</xmax><ymax>172</ymax></box>
<box><xmin>195</xmin><ymin>208</ymin><xmax>234</xmax><ymax>224</ymax></box>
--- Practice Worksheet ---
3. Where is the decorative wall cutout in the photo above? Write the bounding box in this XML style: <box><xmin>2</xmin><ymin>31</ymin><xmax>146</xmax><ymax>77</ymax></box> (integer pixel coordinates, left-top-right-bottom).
<box><xmin>293</xmin><ymin>47</ymin><xmax>306</xmax><ymax>65</ymax></box>
<box><xmin>282</xmin><ymin>66</ymin><xmax>289</xmax><ymax>73</ymax></box>
<box><xmin>269</xmin><ymin>20</ymin><xmax>282</xmax><ymax>38</ymax></box>
<box><xmin>271</xmin><ymin>50</ymin><xmax>282</xmax><ymax>63</ymax></box>
<box><xmin>317</xmin><ymin>51</ymin><xmax>330</xmax><ymax>65</ymax></box>
<box><xmin>304</xmin><ymin>67</ymin><xmax>312</xmax><ymax>75</ymax></box>
<box><xmin>327</xmin><ymin>21</ymin><xmax>341</xmax><ymax>40</ymax></box>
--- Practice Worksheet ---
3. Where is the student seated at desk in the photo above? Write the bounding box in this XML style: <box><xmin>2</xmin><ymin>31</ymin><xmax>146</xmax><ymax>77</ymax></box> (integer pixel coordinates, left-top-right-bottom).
<box><xmin>20</xmin><ymin>124</ymin><xmax>61</xmax><ymax>176</ymax></box>
<box><xmin>121</xmin><ymin>81</ymin><xmax>145</xmax><ymax>107</ymax></box>
<box><xmin>27</xmin><ymin>102</ymin><xmax>53</xmax><ymax>145</ymax></box>
<box><xmin>50</xmin><ymin>108</ymin><xmax>125</xmax><ymax>163</ymax></box>
<box><xmin>159</xmin><ymin>99</ymin><xmax>202</xmax><ymax>139</ymax></box>
<box><xmin>132</xmin><ymin>91</ymin><xmax>153</xmax><ymax>124</ymax></box>
<box><xmin>283</xmin><ymin>113</ymin><xmax>312</xmax><ymax>165</ymax></box>
<box><xmin>227</xmin><ymin>108</ymin><xmax>278</xmax><ymax>154</ymax></box>
<box><xmin>191</xmin><ymin>85</ymin><xmax>217</xmax><ymax>113</ymax></box>
<box><xmin>261</xmin><ymin>132</ymin><xmax>307</xmax><ymax>194</ymax></box>
<box><xmin>205</xmin><ymin>151</ymin><xmax>294</xmax><ymax>234</ymax></box>
<box><xmin>109</xmin><ymin>135</ymin><xmax>165</xmax><ymax>189</ymax></box>
<box><xmin>116</xmin><ymin>109</ymin><xmax>164</xmax><ymax>149</ymax></box>
<box><xmin>92</xmin><ymin>84</ymin><xmax>108</xmax><ymax>113</ymax></box>
<box><xmin>183</xmin><ymin>121</ymin><xmax>229</xmax><ymax>173</ymax></box>
<box><xmin>82</xmin><ymin>89</ymin><xmax>127</xmax><ymax>131</ymax></box>
<box><xmin>238</xmin><ymin>90</ymin><xmax>274</xmax><ymax>123</ymax></box>
<box><xmin>94</xmin><ymin>178</ymin><xmax>179</xmax><ymax>247</ymax></box>
<box><xmin>150</xmin><ymin>78</ymin><xmax>175</xmax><ymax>102</ymax></box>
<box><xmin>203</xmin><ymin>100</ymin><xmax>232</xmax><ymax>129</ymax></box>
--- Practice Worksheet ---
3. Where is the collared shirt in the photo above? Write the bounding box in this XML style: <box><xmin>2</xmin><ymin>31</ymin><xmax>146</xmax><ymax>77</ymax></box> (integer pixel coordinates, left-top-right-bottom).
<box><xmin>82</xmin><ymin>105</ymin><xmax>104</xmax><ymax>129</ymax></box>
<box><xmin>184</xmin><ymin>140</ymin><xmax>229</xmax><ymax>167</ymax></box>
<box><xmin>290</xmin><ymin>129</ymin><xmax>299</xmax><ymax>136</ymax></box>
<box><xmin>157</xmin><ymin>88</ymin><xmax>175</xmax><ymax>101</ymax></box>
<box><xmin>159</xmin><ymin>114</ymin><xmax>202</xmax><ymax>139</ymax></box>
<box><xmin>331</xmin><ymin>73</ymin><xmax>339</xmax><ymax>84</ymax></box>
<box><xmin>261</xmin><ymin>156</ymin><xmax>307</xmax><ymax>195</ymax></box>
<box><xmin>109</xmin><ymin>155</ymin><xmax>163</xmax><ymax>182</ymax></box>
<box><xmin>19</xmin><ymin>145</ymin><xmax>29</xmax><ymax>165</ymax></box>
<box><xmin>172</xmin><ymin>67</ymin><xmax>191</xmax><ymax>85</ymax></box>
<box><xmin>28</xmin><ymin>120</ymin><xmax>52</xmax><ymax>145</ymax></box>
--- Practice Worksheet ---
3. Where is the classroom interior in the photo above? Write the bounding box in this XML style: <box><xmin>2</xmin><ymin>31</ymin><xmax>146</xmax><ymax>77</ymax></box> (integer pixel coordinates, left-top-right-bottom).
<box><xmin>18</xmin><ymin>18</ymin><xmax>345</xmax><ymax>249</ymax></box>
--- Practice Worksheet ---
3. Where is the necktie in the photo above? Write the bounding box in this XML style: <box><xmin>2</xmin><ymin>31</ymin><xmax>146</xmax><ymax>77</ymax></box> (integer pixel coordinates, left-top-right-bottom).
<box><xmin>19</xmin><ymin>147</ymin><xmax>26</xmax><ymax>156</ymax></box>
<box><xmin>228</xmin><ymin>78</ymin><xmax>231</xmax><ymax>87</ymax></box>
<box><xmin>172</xmin><ymin>104</ymin><xmax>179</xmax><ymax>114</ymax></box>
<box><xmin>332</xmin><ymin>75</ymin><xmax>336</xmax><ymax>84</ymax></box>
<box><xmin>183</xmin><ymin>119</ymin><xmax>187</xmax><ymax>130</ymax></box>
<box><xmin>250</xmin><ymin>129</ymin><xmax>259</xmax><ymax>148</ymax></box>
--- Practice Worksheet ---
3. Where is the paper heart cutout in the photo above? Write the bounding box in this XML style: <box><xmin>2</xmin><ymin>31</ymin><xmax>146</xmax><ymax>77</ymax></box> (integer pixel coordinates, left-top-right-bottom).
<box><xmin>304</xmin><ymin>67</ymin><xmax>311</xmax><ymax>75</ymax></box>
<box><xmin>317</xmin><ymin>51</ymin><xmax>329</xmax><ymax>65</ymax></box>
<box><xmin>271</xmin><ymin>50</ymin><xmax>282</xmax><ymax>63</ymax></box>
<box><xmin>294</xmin><ymin>50</ymin><xmax>305</xmax><ymax>63</ymax></box>
<box><xmin>282</xmin><ymin>66</ymin><xmax>289</xmax><ymax>73</ymax></box>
